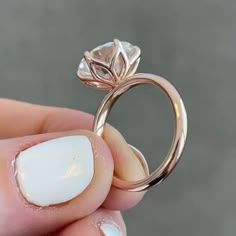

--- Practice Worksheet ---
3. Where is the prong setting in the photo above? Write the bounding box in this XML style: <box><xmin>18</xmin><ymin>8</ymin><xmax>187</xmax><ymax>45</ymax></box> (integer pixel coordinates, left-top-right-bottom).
<box><xmin>77</xmin><ymin>39</ymin><xmax>141</xmax><ymax>90</ymax></box>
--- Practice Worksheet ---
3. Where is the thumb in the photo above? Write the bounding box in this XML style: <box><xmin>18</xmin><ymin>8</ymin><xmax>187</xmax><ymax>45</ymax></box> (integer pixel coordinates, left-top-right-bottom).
<box><xmin>0</xmin><ymin>130</ymin><xmax>113</xmax><ymax>236</ymax></box>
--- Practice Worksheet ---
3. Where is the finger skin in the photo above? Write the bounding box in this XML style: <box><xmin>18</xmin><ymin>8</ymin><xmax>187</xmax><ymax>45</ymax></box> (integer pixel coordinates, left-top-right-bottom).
<box><xmin>0</xmin><ymin>99</ymin><xmax>146</xmax><ymax>208</ymax></box>
<box><xmin>0</xmin><ymin>98</ymin><xmax>94</xmax><ymax>139</ymax></box>
<box><xmin>0</xmin><ymin>130</ymin><xmax>114</xmax><ymax>236</ymax></box>
<box><xmin>41</xmin><ymin>107</ymin><xmax>147</xmax><ymax>210</ymax></box>
<box><xmin>0</xmin><ymin>99</ymin><xmax>146</xmax><ymax>235</ymax></box>
<box><xmin>102</xmin><ymin>127</ymin><xmax>146</xmax><ymax>210</ymax></box>
<box><xmin>58</xmin><ymin>208</ymin><xmax>126</xmax><ymax>236</ymax></box>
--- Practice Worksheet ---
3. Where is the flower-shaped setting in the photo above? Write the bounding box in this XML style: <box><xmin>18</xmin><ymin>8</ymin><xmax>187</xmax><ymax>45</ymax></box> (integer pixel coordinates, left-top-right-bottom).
<box><xmin>77</xmin><ymin>39</ymin><xmax>141</xmax><ymax>90</ymax></box>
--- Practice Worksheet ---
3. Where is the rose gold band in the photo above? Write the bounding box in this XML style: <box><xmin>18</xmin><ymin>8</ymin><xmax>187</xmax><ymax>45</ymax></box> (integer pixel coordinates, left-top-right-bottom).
<box><xmin>93</xmin><ymin>73</ymin><xmax>187</xmax><ymax>191</ymax></box>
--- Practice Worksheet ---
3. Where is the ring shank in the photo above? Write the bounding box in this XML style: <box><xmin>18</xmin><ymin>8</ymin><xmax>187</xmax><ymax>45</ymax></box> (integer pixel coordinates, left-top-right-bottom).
<box><xmin>93</xmin><ymin>73</ymin><xmax>187</xmax><ymax>191</ymax></box>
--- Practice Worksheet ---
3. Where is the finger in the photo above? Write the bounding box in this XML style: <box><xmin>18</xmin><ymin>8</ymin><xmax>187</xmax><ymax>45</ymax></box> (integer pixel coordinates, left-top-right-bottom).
<box><xmin>0</xmin><ymin>99</ymin><xmax>146</xmax><ymax>210</ymax></box>
<box><xmin>39</xmin><ymin>105</ymin><xmax>147</xmax><ymax>210</ymax></box>
<box><xmin>0</xmin><ymin>98</ymin><xmax>94</xmax><ymax>139</ymax></box>
<box><xmin>58</xmin><ymin>208</ymin><xmax>126</xmax><ymax>236</ymax></box>
<box><xmin>0</xmin><ymin>130</ymin><xmax>114</xmax><ymax>236</ymax></box>
<box><xmin>102</xmin><ymin>127</ymin><xmax>146</xmax><ymax>210</ymax></box>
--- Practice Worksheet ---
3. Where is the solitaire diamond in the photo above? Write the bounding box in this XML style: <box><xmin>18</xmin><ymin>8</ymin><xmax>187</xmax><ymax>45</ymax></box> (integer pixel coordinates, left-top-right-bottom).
<box><xmin>77</xmin><ymin>39</ymin><xmax>141</xmax><ymax>90</ymax></box>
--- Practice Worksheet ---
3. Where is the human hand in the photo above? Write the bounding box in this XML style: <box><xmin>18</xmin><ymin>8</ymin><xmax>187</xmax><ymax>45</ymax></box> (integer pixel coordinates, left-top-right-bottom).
<box><xmin>0</xmin><ymin>99</ymin><xmax>146</xmax><ymax>236</ymax></box>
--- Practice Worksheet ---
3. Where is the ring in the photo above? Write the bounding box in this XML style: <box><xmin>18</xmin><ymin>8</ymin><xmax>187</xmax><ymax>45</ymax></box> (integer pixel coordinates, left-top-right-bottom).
<box><xmin>77</xmin><ymin>39</ymin><xmax>188</xmax><ymax>192</ymax></box>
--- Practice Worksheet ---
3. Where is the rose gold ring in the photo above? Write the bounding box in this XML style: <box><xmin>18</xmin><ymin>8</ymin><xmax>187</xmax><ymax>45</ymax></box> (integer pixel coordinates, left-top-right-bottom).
<box><xmin>77</xmin><ymin>39</ymin><xmax>188</xmax><ymax>192</ymax></box>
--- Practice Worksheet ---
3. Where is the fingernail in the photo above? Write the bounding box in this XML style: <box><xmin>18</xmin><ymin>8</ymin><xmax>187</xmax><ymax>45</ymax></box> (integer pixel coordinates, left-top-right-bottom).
<box><xmin>15</xmin><ymin>135</ymin><xmax>94</xmax><ymax>207</ymax></box>
<box><xmin>99</xmin><ymin>222</ymin><xmax>123</xmax><ymax>236</ymax></box>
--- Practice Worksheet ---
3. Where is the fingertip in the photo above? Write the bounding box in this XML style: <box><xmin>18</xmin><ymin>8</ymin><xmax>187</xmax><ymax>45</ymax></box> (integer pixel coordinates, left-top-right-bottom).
<box><xmin>104</xmin><ymin>126</ymin><xmax>146</xmax><ymax>181</ymax></box>
<box><xmin>103</xmin><ymin>126</ymin><xmax>147</xmax><ymax>210</ymax></box>
<box><xmin>0</xmin><ymin>130</ymin><xmax>114</xmax><ymax>235</ymax></box>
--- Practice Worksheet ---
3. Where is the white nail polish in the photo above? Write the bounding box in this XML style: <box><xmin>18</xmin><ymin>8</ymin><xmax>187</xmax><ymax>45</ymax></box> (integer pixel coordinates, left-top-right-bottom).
<box><xmin>15</xmin><ymin>135</ymin><xmax>94</xmax><ymax>206</ymax></box>
<box><xmin>99</xmin><ymin>223</ymin><xmax>122</xmax><ymax>236</ymax></box>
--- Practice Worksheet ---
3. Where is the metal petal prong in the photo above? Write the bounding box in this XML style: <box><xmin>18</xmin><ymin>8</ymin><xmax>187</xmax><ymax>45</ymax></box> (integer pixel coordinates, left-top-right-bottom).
<box><xmin>109</xmin><ymin>39</ymin><xmax>120</xmax><ymax>61</ymax></box>
<box><xmin>127</xmin><ymin>57</ymin><xmax>140</xmax><ymax>77</ymax></box>
<box><xmin>84</xmin><ymin>50</ymin><xmax>116</xmax><ymax>87</ymax></box>
<box><xmin>84</xmin><ymin>51</ymin><xmax>93</xmax><ymax>64</ymax></box>
<box><xmin>113</xmin><ymin>38</ymin><xmax>121</xmax><ymax>48</ymax></box>
<box><xmin>130</xmin><ymin>47</ymin><xmax>141</xmax><ymax>65</ymax></box>
<box><xmin>111</xmin><ymin>39</ymin><xmax>129</xmax><ymax>80</ymax></box>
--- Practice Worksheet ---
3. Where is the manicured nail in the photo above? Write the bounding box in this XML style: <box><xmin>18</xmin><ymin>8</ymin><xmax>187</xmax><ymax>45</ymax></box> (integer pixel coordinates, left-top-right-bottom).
<box><xmin>99</xmin><ymin>223</ymin><xmax>122</xmax><ymax>236</ymax></box>
<box><xmin>15</xmin><ymin>135</ymin><xmax>94</xmax><ymax>207</ymax></box>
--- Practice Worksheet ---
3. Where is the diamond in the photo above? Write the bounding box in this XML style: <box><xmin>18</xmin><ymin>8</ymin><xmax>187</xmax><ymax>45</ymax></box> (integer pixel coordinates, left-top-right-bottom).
<box><xmin>77</xmin><ymin>40</ymin><xmax>141</xmax><ymax>90</ymax></box>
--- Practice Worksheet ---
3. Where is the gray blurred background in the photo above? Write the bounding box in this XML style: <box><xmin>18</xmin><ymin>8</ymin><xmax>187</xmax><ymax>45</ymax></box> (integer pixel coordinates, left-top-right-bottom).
<box><xmin>0</xmin><ymin>0</ymin><xmax>235</xmax><ymax>235</ymax></box>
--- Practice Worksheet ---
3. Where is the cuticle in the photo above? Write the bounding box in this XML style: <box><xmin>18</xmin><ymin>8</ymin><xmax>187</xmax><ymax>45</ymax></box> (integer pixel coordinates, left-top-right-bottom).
<box><xmin>12</xmin><ymin>155</ymin><xmax>45</xmax><ymax>210</ymax></box>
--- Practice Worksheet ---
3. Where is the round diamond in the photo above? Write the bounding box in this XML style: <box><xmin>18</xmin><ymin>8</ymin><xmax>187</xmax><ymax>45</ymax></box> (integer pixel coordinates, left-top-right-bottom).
<box><xmin>77</xmin><ymin>40</ymin><xmax>141</xmax><ymax>90</ymax></box>
<box><xmin>77</xmin><ymin>41</ymin><xmax>140</xmax><ymax>80</ymax></box>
